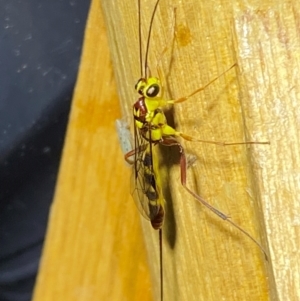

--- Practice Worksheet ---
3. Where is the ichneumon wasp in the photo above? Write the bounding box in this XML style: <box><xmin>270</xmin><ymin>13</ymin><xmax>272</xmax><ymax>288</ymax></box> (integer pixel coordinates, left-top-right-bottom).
<box><xmin>119</xmin><ymin>0</ymin><xmax>269</xmax><ymax>300</ymax></box>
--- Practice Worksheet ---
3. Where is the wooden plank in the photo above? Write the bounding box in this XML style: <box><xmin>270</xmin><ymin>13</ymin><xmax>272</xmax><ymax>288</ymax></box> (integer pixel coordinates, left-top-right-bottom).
<box><xmin>233</xmin><ymin>2</ymin><xmax>300</xmax><ymax>300</ymax></box>
<box><xmin>32</xmin><ymin>0</ymin><xmax>154</xmax><ymax>300</ymax></box>
<box><xmin>102</xmin><ymin>0</ymin><xmax>300</xmax><ymax>300</ymax></box>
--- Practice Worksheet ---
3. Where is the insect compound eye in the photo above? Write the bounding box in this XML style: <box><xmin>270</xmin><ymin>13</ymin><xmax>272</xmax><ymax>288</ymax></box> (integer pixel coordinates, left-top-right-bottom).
<box><xmin>146</xmin><ymin>84</ymin><xmax>160</xmax><ymax>98</ymax></box>
<box><xmin>135</xmin><ymin>78</ymin><xmax>146</xmax><ymax>95</ymax></box>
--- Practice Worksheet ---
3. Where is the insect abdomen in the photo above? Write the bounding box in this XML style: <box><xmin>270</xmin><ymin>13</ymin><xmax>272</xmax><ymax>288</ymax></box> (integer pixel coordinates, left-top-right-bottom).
<box><xmin>151</xmin><ymin>205</ymin><xmax>165</xmax><ymax>230</ymax></box>
<box><xmin>143</xmin><ymin>150</ymin><xmax>165</xmax><ymax>229</ymax></box>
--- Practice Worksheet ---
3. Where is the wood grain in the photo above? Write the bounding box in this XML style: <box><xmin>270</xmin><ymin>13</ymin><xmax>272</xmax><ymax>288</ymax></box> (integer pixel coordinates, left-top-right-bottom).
<box><xmin>33</xmin><ymin>0</ymin><xmax>300</xmax><ymax>300</ymax></box>
<box><xmin>32</xmin><ymin>1</ymin><xmax>154</xmax><ymax>300</ymax></box>
<box><xmin>101</xmin><ymin>0</ymin><xmax>300</xmax><ymax>301</ymax></box>
<box><xmin>233</xmin><ymin>2</ymin><xmax>300</xmax><ymax>300</ymax></box>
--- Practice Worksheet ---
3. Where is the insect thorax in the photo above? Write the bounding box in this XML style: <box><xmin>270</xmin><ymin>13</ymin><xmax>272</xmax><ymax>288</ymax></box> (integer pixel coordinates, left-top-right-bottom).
<box><xmin>133</xmin><ymin>97</ymin><xmax>168</xmax><ymax>142</ymax></box>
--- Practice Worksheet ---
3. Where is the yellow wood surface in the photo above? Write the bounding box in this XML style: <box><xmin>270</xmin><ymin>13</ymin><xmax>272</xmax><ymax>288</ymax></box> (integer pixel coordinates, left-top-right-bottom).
<box><xmin>33</xmin><ymin>1</ymin><xmax>154</xmax><ymax>301</ymax></box>
<box><xmin>233</xmin><ymin>2</ymin><xmax>300</xmax><ymax>300</ymax></box>
<box><xmin>33</xmin><ymin>0</ymin><xmax>300</xmax><ymax>300</ymax></box>
<box><xmin>101</xmin><ymin>0</ymin><xmax>300</xmax><ymax>301</ymax></box>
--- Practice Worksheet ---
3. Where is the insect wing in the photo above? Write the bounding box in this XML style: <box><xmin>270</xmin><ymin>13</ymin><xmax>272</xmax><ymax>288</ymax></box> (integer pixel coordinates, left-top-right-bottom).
<box><xmin>131</xmin><ymin>125</ymin><xmax>160</xmax><ymax>221</ymax></box>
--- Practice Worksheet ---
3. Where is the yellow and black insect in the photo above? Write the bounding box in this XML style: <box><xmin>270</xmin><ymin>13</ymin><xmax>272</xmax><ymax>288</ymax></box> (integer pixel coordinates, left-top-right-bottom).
<box><xmin>123</xmin><ymin>0</ymin><xmax>269</xmax><ymax>300</ymax></box>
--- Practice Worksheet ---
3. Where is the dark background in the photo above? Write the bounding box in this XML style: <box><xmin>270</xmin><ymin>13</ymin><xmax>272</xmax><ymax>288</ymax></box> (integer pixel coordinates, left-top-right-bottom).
<box><xmin>0</xmin><ymin>1</ymin><xmax>91</xmax><ymax>300</ymax></box>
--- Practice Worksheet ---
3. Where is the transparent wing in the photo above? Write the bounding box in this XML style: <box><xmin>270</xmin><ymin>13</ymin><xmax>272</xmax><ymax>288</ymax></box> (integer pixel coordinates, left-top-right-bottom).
<box><xmin>130</xmin><ymin>123</ymin><xmax>160</xmax><ymax>221</ymax></box>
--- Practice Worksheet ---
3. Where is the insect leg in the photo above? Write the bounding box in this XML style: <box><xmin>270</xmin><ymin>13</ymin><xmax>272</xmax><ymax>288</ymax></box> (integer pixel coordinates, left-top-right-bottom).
<box><xmin>157</xmin><ymin>118</ymin><xmax>269</xmax><ymax>146</ymax></box>
<box><xmin>179</xmin><ymin>133</ymin><xmax>270</xmax><ymax>146</ymax></box>
<box><xmin>167</xmin><ymin>64</ymin><xmax>236</xmax><ymax>105</ymax></box>
<box><xmin>160</xmin><ymin>136</ymin><xmax>268</xmax><ymax>259</ymax></box>
<box><xmin>125</xmin><ymin>144</ymin><xmax>147</xmax><ymax>165</ymax></box>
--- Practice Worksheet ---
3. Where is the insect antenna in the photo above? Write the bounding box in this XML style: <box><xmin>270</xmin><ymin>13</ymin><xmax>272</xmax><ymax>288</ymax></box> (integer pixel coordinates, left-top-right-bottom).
<box><xmin>144</xmin><ymin>0</ymin><xmax>161</xmax><ymax>78</ymax></box>
<box><xmin>138</xmin><ymin>0</ymin><xmax>143</xmax><ymax>77</ymax></box>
